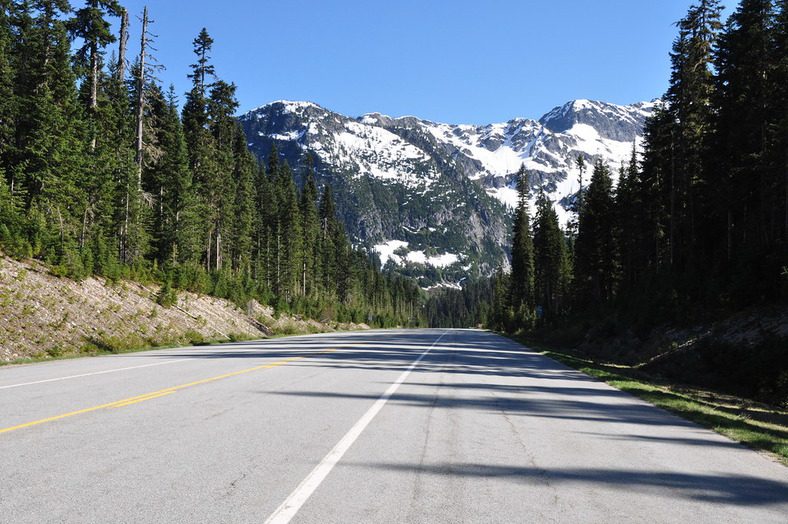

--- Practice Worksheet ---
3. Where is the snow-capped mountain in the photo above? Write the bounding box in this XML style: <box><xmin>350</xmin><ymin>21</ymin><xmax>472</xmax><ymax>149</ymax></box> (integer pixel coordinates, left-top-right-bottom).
<box><xmin>239</xmin><ymin>99</ymin><xmax>655</xmax><ymax>286</ymax></box>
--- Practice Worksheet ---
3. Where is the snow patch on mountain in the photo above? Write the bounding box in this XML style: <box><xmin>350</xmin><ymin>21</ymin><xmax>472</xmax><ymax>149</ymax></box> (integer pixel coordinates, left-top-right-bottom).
<box><xmin>332</xmin><ymin>122</ymin><xmax>438</xmax><ymax>187</ymax></box>
<box><xmin>357</xmin><ymin>99</ymin><xmax>655</xmax><ymax>225</ymax></box>
<box><xmin>374</xmin><ymin>240</ymin><xmax>460</xmax><ymax>268</ymax></box>
<box><xmin>426</xmin><ymin>252</ymin><xmax>461</xmax><ymax>267</ymax></box>
<box><xmin>374</xmin><ymin>240</ymin><xmax>409</xmax><ymax>267</ymax></box>
<box><xmin>486</xmin><ymin>186</ymin><xmax>519</xmax><ymax>208</ymax></box>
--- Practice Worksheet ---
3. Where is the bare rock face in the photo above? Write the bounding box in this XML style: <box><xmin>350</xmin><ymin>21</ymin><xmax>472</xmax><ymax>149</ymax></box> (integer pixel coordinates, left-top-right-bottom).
<box><xmin>240</xmin><ymin>98</ymin><xmax>656</xmax><ymax>286</ymax></box>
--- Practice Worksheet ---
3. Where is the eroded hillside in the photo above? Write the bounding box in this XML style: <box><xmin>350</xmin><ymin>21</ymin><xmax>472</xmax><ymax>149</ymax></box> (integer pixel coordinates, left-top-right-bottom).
<box><xmin>0</xmin><ymin>254</ymin><xmax>366</xmax><ymax>363</ymax></box>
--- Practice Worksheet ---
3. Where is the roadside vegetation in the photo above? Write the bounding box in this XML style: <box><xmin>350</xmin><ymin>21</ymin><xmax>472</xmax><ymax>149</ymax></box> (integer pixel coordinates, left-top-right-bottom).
<box><xmin>427</xmin><ymin>0</ymin><xmax>788</xmax><ymax>457</ymax></box>
<box><xmin>528</xmin><ymin>339</ymin><xmax>788</xmax><ymax>465</ymax></box>
<box><xmin>430</xmin><ymin>0</ymin><xmax>787</xmax><ymax>404</ymax></box>
<box><xmin>0</xmin><ymin>2</ymin><xmax>424</xmax><ymax>343</ymax></box>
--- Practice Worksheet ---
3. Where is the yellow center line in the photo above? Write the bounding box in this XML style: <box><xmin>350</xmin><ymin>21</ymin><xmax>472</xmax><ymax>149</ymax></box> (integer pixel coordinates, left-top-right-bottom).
<box><xmin>0</xmin><ymin>349</ymin><xmax>336</xmax><ymax>435</ymax></box>
<box><xmin>111</xmin><ymin>391</ymin><xmax>176</xmax><ymax>408</ymax></box>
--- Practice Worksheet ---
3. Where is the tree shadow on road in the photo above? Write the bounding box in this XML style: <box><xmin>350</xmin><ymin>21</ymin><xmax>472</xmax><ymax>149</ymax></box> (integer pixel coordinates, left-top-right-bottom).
<box><xmin>356</xmin><ymin>461</ymin><xmax>788</xmax><ymax>507</ymax></box>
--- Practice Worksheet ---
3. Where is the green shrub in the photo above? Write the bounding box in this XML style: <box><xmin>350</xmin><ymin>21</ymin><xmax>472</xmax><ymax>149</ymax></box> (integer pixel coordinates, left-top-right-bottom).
<box><xmin>183</xmin><ymin>330</ymin><xmax>205</xmax><ymax>345</ymax></box>
<box><xmin>156</xmin><ymin>280</ymin><xmax>178</xmax><ymax>308</ymax></box>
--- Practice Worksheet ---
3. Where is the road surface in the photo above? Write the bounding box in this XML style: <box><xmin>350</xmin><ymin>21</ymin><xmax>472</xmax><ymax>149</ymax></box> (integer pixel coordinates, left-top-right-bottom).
<box><xmin>1</xmin><ymin>329</ymin><xmax>786</xmax><ymax>523</ymax></box>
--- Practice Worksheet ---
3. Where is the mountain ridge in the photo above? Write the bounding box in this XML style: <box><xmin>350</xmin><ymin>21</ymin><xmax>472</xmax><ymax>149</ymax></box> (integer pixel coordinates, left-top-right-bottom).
<box><xmin>239</xmin><ymin>98</ymin><xmax>656</xmax><ymax>287</ymax></box>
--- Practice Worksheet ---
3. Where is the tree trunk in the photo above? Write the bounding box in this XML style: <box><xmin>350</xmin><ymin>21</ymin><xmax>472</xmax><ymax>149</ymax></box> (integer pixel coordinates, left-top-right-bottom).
<box><xmin>90</xmin><ymin>43</ymin><xmax>98</xmax><ymax>110</ymax></box>
<box><xmin>117</xmin><ymin>9</ymin><xmax>128</xmax><ymax>82</ymax></box>
<box><xmin>206</xmin><ymin>228</ymin><xmax>212</xmax><ymax>272</ymax></box>
<box><xmin>80</xmin><ymin>205</ymin><xmax>90</xmax><ymax>249</ymax></box>
<box><xmin>216</xmin><ymin>227</ymin><xmax>222</xmax><ymax>272</ymax></box>
<box><xmin>89</xmin><ymin>43</ymin><xmax>98</xmax><ymax>151</ymax></box>
<box><xmin>669</xmin><ymin>135</ymin><xmax>676</xmax><ymax>269</ymax></box>
<box><xmin>122</xmin><ymin>182</ymin><xmax>129</xmax><ymax>264</ymax></box>
<box><xmin>135</xmin><ymin>6</ymin><xmax>148</xmax><ymax>192</ymax></box>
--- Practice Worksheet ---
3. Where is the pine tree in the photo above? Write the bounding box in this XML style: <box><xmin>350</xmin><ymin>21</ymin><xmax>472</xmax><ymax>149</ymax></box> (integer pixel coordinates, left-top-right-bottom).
<box><xmin>84</xmin><ymin>52</ymin><xmax>134</xmax><ymax>277</ymax></box>
<box><xmin>16</xmin><ymin>0</ymin><xmax>87</xmax><ymax>272</ymax></box>
<box><xmin>252</xmin><ymin>161</ymin><xmax>269</xmax><ymax>287</ymax></box>
<box><xmin>68</xmin><ymin>0</ymin><xmax>122</xmax><ymax>150</ymax></box>
<box><xmin>509</xmin><ymin>165</ymin><xmax>535</xmax><ymax>321</ymax></box>
<box><xmin>278</xmin><ymin>162</ymin><xmax>302</xmax><ymax>300</ymax></box>
<box><xmin>636</xmin><ymin>107</ymin><xmax>674</xmax><ymax>290</ymax></box>
<box><xmin>333</xmin><ymin>218</ymin><xmax>351</xmax><ymax>303</ymax></box>
<box><xmin>533</xmin><ymin>190</ymin><xmax>571</xmax><ymax>321</ymax></box>
<box><xmin>713</xmin><ymin>0</ymin><xmax>778</xmax><ymax>301</ymax></box>
<box><xmin>0</xmin><ymin>1</ymin><xmax>15</xmax><ymax>168</ymax></box>
<box><xmin>666</xmin><ymin>0</ymin><xmax>723</xmax><ymax>298</ymax></box>
<box><xmin>182</xmin><ymin>27</ymin><xmax>218</xmax><ymax>272</ymax></box>
<box><xmin>147</xmin><ymin>86</ymin><xmax>195</xmax><ymax>266</ymax></box>
<box><xmin>260</xmin><ymin>146</ymin><xmax>282</xmax><ymax>293</ymax></box>
<box><xmin>319</xmin><ymin>183</ymin><xmax>338</xmax><ymax>295</ymax></box>
<box><xmin>489</xmin><ymin>266</ymin><xmax>509</xmax><ymax>331</ymax></box>
<box><xmin>266</xmin><ymin>146</ymin><xmax>283</xmax><ymax>294</ymax></box>
<box><xmin>575</xmin><ymin>154</ymin><xmax>586</xmax><ymax>215</ymax></box>
<box><xmin>0</xmin><ymin>3</ymin><xmax>18</xmax><ymax>235</ymax></box>
<box><xmin>0</xmin><ymin>166</ymin><xmax>28</xmax><ymax>256</ymax></box>
<box><xmin>300</xmin><ymin>156</ymin><xmax>320</xmax><ymax>297</ymax></box>
<box><xmin>188</xmin><ymin>28</ymin><xmax>214</xmax><ymax>96</ymax></box>
<box><xmin>774</xmin><ymin>1</ymin><xmax>788</xmax><ymax>253</ymax></box>
<box><xmin>121</xmin><ymin>7</ymin><xmax>159</xmax><ymax>266</ymax></box>
<box><xmin>616</xmin><ymin>144</ymin><xmax>642</xmax><ymax>298</ymax></box>
<box><xmin>206</xmin><ymin>78</ymin><xmax>240</xmax><ymax>272</ymax></box>
<box><xmin>230</xmin><ymin>123</ymin><xmax>255</xmax><ymax>274</ymax></box>
<box><xmin>574</xmin><ymin>160</ymin><xmax>618</xmax><ymax>306</ymax></box>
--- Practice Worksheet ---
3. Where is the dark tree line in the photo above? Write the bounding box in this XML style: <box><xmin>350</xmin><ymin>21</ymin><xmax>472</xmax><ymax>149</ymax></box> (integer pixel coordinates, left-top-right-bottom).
<box><xmin>482</xmin><ymin>0</ymin><xmax>787</xmax><ymax>332</ymax></box>
<box><xmin>0</xmin><ymin>1</ymin><xmax>423</xmax><ymax>327</ymax></box>
<box><xmin>615</xmin><ymin>0</ymin><xmax>787</xmax><ymax>321</ymax></box>
<box><xmin>424</xmin><ymin>279</ymin><xmax>493</xmax><ymax>328</ymax></box>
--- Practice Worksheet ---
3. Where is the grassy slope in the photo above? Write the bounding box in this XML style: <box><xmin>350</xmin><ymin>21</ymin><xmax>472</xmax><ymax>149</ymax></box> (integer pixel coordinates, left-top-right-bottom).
<box><xmin>510</xmin><ymin>336</ymin><xmax>788</xmax><ymax>465</ymax></box>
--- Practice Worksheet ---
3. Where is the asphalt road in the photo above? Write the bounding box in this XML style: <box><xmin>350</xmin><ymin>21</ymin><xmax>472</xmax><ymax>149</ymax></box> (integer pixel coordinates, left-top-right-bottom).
<box><xmin>1</xmin><ymin>329</ymin><xmax>786</xmax><ymax>523</ymax></box>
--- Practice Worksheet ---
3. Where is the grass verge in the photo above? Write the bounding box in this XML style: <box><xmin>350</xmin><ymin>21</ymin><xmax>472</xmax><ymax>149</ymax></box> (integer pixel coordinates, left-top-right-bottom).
<box><xmin>509</xmin><ymin>335</ymin><xmax>788</xmax><ymax>466</ymax></box>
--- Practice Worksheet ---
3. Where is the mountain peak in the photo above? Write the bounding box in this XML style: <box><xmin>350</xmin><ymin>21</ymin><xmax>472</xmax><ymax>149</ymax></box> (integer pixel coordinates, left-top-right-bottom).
<box><xmin>248</xmin><ymin>100</ymin><xmax>325</xmax><ymax>115</ymax></box>
<box><xmin>239</xmin><ymin>98</ymin><xmax>655</xmax><ymax>284</ymax></box>
<box><xmin>538</xmin><ymin>99</ymin><xmax>654</xmax><ymax>141</ymax></box>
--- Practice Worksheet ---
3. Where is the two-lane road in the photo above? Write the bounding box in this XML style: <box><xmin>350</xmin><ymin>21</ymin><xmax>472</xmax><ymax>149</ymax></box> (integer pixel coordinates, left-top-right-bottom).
<box><xmin>1</xmin><ymin>329</ymin><xmax>786</xmax><ymax>523</ymax></box>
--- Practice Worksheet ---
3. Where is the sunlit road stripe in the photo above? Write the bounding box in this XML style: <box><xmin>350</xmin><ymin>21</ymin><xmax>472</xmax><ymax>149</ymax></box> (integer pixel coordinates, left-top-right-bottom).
<box><xmin>0</xmin><ymin>359</ymin><xmax>184</xmax><ymax>390</ymax></box>
<box><xmin>0</xmin><ymin>350</ymin><xmax>335</xmax><ymax>435</ymax></box>
<box><xmin>264</xmin><ymin>331</ymin><xmax>449</xmax><ymax>524</ymax></box>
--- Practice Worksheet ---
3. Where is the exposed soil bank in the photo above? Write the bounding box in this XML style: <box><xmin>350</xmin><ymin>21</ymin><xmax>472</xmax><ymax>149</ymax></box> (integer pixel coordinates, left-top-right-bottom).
<box><xmin>0</xmin><ymin>254</ymin><xmax>367</xmax><ymax>363</ymax></box>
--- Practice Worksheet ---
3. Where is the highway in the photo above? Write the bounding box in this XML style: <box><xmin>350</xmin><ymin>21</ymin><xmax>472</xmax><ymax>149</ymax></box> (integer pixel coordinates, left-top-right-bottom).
<box><xmin>1</xmin><ymin>329</ymin><xmax>786</xmax><ymax>523</ymax></box>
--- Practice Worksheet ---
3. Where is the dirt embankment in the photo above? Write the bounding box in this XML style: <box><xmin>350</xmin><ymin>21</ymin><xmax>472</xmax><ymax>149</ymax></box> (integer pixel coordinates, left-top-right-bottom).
<box><xmin>0</xmin><ymin>254</ymin><xmax>367</xmax><ymax>363</ymax></box>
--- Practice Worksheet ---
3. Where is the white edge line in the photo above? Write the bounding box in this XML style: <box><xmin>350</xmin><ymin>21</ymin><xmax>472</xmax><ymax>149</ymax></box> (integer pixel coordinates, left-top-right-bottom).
<box><xmin>264</xmin><ymin>330</ymin><xmax>449</xmax><ymax>524</ymax></box>
<box><xmin>0</xmin><ymin>359</ymin><xmax>183</xmax><ymax>390</ymax></box>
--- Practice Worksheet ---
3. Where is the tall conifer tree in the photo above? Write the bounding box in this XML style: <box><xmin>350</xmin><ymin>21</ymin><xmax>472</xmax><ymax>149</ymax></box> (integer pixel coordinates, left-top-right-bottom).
<box><xmin>509</xmin><ymin>165</ymin><xmax>535</xmax><ymax>319</ymax></box>
<box><xmin>574</xmin><ymin>160</ymin><xmax>618</xmax><ymax>306</ymax></box>
<box><xmin>534</xmin><ymin>190</ymin><xmax>571</xmax><ymax>321</ymax></box>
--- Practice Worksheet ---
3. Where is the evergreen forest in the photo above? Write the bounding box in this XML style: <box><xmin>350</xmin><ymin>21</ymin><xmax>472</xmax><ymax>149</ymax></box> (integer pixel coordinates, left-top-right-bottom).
<box><xmin>428</xmin><ymin>0</ymin><xmax>788</xmax><ymax>403</ymax></box>
<box><xmin>0</xmin><ymin>0</ymin><xmax>786</xmax><ymax>402</ymax></box>
<box><xmin>0</xmin><ymin>1</ymin><xmax>422</xmax><ymax>327</ymax></box>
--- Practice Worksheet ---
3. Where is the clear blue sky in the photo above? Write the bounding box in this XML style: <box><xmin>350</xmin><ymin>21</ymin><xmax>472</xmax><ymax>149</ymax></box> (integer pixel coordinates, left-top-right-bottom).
<box><xmin>111</xmin><ymin>0</ymin><xmax>732</xmax><ymax>124</ymax></box>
